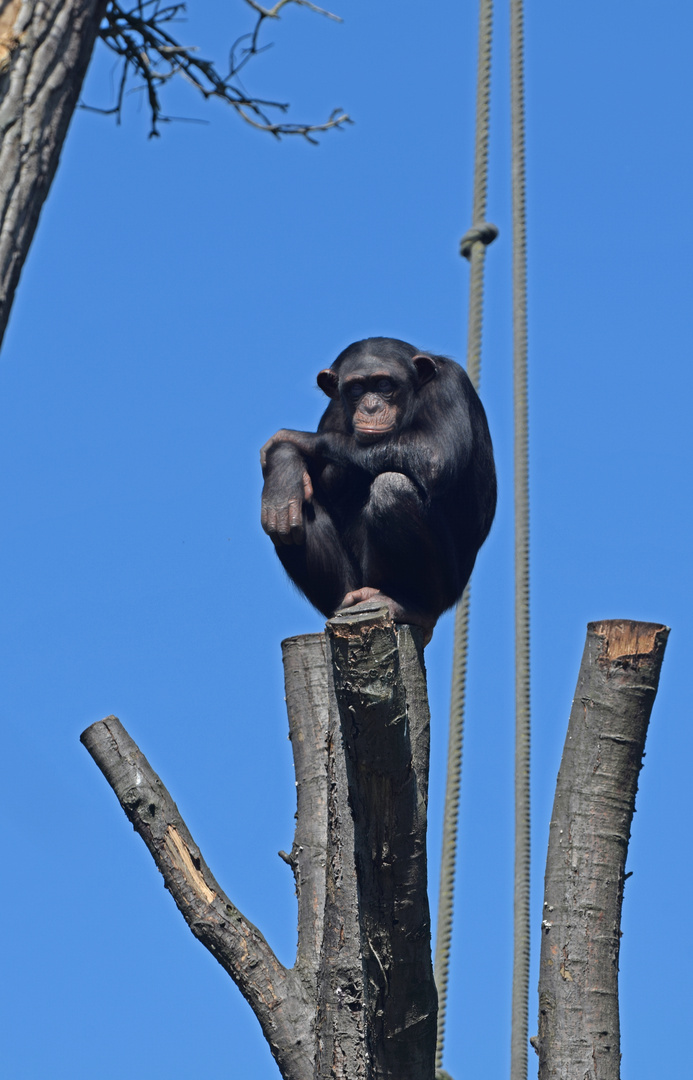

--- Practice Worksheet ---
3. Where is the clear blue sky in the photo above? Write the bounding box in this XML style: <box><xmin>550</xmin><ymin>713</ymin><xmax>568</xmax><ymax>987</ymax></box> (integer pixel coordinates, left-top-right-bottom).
<box><xmin>1</xmin><ymin>2</ymin><xmax>691</xmax><ymax>1077</ymax></box>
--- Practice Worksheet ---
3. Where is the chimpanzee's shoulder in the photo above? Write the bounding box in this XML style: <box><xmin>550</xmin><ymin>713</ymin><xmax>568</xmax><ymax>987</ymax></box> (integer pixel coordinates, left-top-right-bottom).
<box><xmin>431</xmin><ymin>355</ymin><xmax>470</xmax><ymax>384</ymax></box>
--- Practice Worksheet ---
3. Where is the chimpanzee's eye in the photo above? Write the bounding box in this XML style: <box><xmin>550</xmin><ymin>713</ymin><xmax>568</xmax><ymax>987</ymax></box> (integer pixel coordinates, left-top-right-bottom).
<box><xmin>377</xmin><ymin>378</ymin><xmax>393</xmax><ymax>393</ymax></box>
<box><xmin>349</xmin><ymin>382</ymin><xmax>364</xmax><ymax>399</ymax></box>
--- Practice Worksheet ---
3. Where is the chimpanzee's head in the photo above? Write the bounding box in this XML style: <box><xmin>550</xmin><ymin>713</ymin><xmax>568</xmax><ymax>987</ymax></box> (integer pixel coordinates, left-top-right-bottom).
<box><xmin>317</xmin><ymin>338</ymin><xmax>437</xmax><ymax>444</ymax></box>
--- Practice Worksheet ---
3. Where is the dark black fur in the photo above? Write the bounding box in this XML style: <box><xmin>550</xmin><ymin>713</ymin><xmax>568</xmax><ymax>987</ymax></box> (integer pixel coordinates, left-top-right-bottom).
<box><xmin>261</xmin><ymin>337</ymin><xmax>496</xmax><ymax>623</ymax></box>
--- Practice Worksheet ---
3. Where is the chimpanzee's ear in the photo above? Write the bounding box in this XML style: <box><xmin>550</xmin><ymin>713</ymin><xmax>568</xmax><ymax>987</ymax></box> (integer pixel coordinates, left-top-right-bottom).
<box><xmin>317</xmin><ymin>368</ymin><xmax>340</xmax><ymax>399</ymax></box>
<box><xmin>412</xmin><ymin>354</ymin><xmax>437</xmax><ymax>387</ymax></box>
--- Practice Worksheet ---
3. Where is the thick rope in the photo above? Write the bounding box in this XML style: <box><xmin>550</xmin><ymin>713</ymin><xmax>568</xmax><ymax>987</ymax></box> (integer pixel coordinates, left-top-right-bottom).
<box><xmin>434</xmin><ymin>0</ymin><xmax>496</xmax><ymax>1071</ymax></box>
<box><xmin>509</xmin><ymin>0</ymin><xmax>531</xmax><ymax>1077</ymax></box>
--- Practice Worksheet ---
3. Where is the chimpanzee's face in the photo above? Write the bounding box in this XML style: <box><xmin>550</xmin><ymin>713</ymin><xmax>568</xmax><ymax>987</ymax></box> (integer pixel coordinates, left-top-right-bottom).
<box><xmin>339</xmin><ymin>355</ymin><xmax>409</xmax><ymax>442</ymax></box>
<box><xmin>317</xmin><ymin>347</ymin><xmax>437</xmax><ymax>444</ymax></box>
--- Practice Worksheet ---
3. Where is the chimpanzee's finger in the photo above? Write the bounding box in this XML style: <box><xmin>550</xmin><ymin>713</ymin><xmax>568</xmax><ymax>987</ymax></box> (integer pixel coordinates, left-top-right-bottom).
<box><xmin>288</xmin><ymin>498</ymin><xmax>305</xmax><ymax>544</ymax></box>
<box><xmin>261</xmin><ymin>503</ymin><xmax>275</xmax><ymax>535</ymax></box>
<box><xmin>275</xmin><ymin>505</ymin><xmax>295</xmax><ymax>546</ymax></box>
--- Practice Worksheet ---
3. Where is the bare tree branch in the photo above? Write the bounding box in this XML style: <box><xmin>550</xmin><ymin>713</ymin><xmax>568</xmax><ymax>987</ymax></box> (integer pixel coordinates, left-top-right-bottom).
<box><xmin>80</xmin><ymin>715</ymin><xmax>314</xmax><ymax>1078</ymax></box>
<box><xmin>87</xmin><ymin>0</ymin><xmax>351</xmax><ymax>140</ymax></box>
<box><xmin>244</xmin><ymin>0</ymin><xmax>341</xmax><ymax>21</ymax></box>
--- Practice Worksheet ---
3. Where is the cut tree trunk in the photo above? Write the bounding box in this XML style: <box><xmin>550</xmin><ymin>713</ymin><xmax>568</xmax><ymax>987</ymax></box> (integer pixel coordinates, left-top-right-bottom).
<box><xmin>327</xmin><ymin>608</ymin><xmax>437</xmax><ymax>1078</ymax></box>
<box><xmin>535</xmin><ymin>619</ymin><xmax>669</xmax><ymax>1080</ymax></box>
<box><xmin>0</xmin><ymin>0</ymin><xmax>107</xmax><ymax>348</ymax></box>
<box><xmin>81</xmin><ymin>606</ymin><xmax>438</xmax><ymax>1080</ymax></box>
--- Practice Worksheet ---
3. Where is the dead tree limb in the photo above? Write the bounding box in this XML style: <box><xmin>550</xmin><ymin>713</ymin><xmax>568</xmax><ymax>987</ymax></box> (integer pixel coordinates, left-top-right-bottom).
<box><xmin>536</xmin><ymin>619</ymin><xmax>669</xmax><ymax>1080</ymax></box>
<box><xmin>80</xmin><ymin>714</ymin><xmax>315</xmax><ymax>1077</ymax></box>
<box><xmin>81</xmin><ymin>606</ymin><xmax>437</xmax><ymax>1080</ymax></box>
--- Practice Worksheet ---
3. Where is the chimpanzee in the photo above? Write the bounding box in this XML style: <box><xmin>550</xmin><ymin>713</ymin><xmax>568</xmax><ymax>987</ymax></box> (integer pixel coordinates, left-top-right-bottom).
<box><xmin>260</xmin><ymin>337</ymin><xmax>496</xmax><ymax>641</ymax></box>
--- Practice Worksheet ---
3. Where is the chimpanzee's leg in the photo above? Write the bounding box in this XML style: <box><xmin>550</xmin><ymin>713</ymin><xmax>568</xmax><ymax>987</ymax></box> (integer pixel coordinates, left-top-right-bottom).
<box><xmin>273</xmin><ymin>497</ymin><xmax>360</xmax><ymax>617</ymax></box>
<box><xmin>262</xmin><ymin>440</ymin><xmax>360</xmax><ymax>616</ymax></box>
<box><xmin>357</xmin><ymin>471</ymin><xmax>460</xmax><ymax>619</ymax></box>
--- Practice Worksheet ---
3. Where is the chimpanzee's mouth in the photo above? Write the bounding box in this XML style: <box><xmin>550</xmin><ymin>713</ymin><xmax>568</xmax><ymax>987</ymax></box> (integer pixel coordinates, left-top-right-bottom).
<box><xmin>354</xmin><ymin>424</ymin><xmax>395</xmax><ymax>441</ymax></box>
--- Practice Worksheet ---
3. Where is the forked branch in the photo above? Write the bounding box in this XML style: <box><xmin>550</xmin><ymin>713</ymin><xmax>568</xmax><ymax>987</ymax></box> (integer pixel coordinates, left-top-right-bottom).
<box><xmin>89</xmin><ymin>0</ymin><xmax>351</xmax><ymax>139</ymax></box>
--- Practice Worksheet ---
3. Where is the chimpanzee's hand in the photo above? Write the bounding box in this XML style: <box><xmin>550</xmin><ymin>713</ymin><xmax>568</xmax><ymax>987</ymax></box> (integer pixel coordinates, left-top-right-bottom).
<box><xmin>261</xmin><ymin>446</ymin><xmax>313</xmax><ymax>546</ymax></box>
<box><xmin>260</xmin><ymin>429</ymin><xmax>318</xmax><ymax>470</ymax></box>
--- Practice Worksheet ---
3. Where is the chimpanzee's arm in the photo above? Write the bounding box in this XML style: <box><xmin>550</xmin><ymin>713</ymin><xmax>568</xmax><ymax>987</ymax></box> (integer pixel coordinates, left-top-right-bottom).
<box><xmin>261</xmin><ymin>420</ymin><xmax>471</xmax><ymax>494</ymax></box>
<box><xmin>319</xmin><ymin>426</ymin><xmax>471</xmax><ymax>490</ymax></box>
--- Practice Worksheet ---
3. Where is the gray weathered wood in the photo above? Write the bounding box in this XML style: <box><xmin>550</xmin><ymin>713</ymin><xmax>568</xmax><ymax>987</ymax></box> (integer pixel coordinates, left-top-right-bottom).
<box><xmin>536</xmin><ymin>619</ymin><xmax>669</xmax><ymax>1080</ymax></box>
<box><xmin>281</xmin><ymin>632</ymin><xmax>331</xmax><ymax>986</ymax></box>
<box><xmin>80</xmin><ymin>715</ymin><xmax>314</xmax><ymax>1079</ymax></box>
<box><xmin>314</xmin><ymin>632</ymin><xmax>366</xmax><ymax>1079</ymax></box>
<box><xmin>327</xmin><ymin>607</ymin><xmax>437</xmax><ymax>1080</ymax></box>
<box><xmin>0</xmin><ymin>0</ymin><xmax>107</xmax><ymax>348</ymax></box>
<box><xmin>82</xmin><ymin>607</ymin><xmax>437</xmax><ymax>1080</ymax></box>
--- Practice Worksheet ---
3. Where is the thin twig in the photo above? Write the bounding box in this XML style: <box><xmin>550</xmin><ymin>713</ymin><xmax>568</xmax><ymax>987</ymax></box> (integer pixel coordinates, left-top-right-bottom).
<box><xmin>85</xmin><ymin>0</ymin><xmax>350</xmax><ymax>139</ymax></box>
<box><xmin>243</xmin><ymin>0</ymin><xmax>342</xmax><ymax>22</ymax></box>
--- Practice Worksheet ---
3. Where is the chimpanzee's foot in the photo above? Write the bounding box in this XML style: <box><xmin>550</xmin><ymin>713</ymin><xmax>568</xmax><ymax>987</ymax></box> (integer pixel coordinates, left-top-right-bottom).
<box><xmin>339</xmin><ymin>587</ymin><xmax>382</xmax><ymax>608</ymax></box>
<box><xmin>336</xmin><ymin>589</ymin><xmax>436</xmax><ymax>645</ymax></box>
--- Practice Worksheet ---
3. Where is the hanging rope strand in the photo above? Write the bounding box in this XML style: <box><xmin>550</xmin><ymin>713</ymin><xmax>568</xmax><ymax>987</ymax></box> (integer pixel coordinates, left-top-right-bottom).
<box><xmin>434</xmin><ymin>589</ymin><xmax>469</xmax><ymax>1074</ymax></box>
<box><xmin>509</xmin><ymin>0</ymin><xmax>531</xmax><ymax>1076</ymax></box>
<box><xmin>434</xmin><ymin>0</ymin><xmax>496</xmax><ymax>1070</ymax></box>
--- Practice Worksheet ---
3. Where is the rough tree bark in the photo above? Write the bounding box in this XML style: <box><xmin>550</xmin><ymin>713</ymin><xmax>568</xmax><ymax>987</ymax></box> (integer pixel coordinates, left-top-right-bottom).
<box><xmin>535</xmin><ymin>619</ymin><xmax>669</xmax><ymax>1080</ymax></box>
<box><xmin>0</xmin><ymin>0</ymin><xmax>108</xmax><ymax>348</ymax></box>
<box><xmin>81</xmin><ymin>605</ymin><xmax>437</xmax><ymax>1080</ymax></box>
<box><xmin>328</xmin><ymin>608</ymin><xmax>437</xmax><ymax>1077</ymax></box>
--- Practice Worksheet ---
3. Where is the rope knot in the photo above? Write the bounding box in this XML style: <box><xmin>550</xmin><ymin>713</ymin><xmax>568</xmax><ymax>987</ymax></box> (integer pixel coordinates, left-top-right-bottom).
<box><xmin>459</xmin><ymin>222</ymin><xmax>499</xmax><ymax>260</ymax></box>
